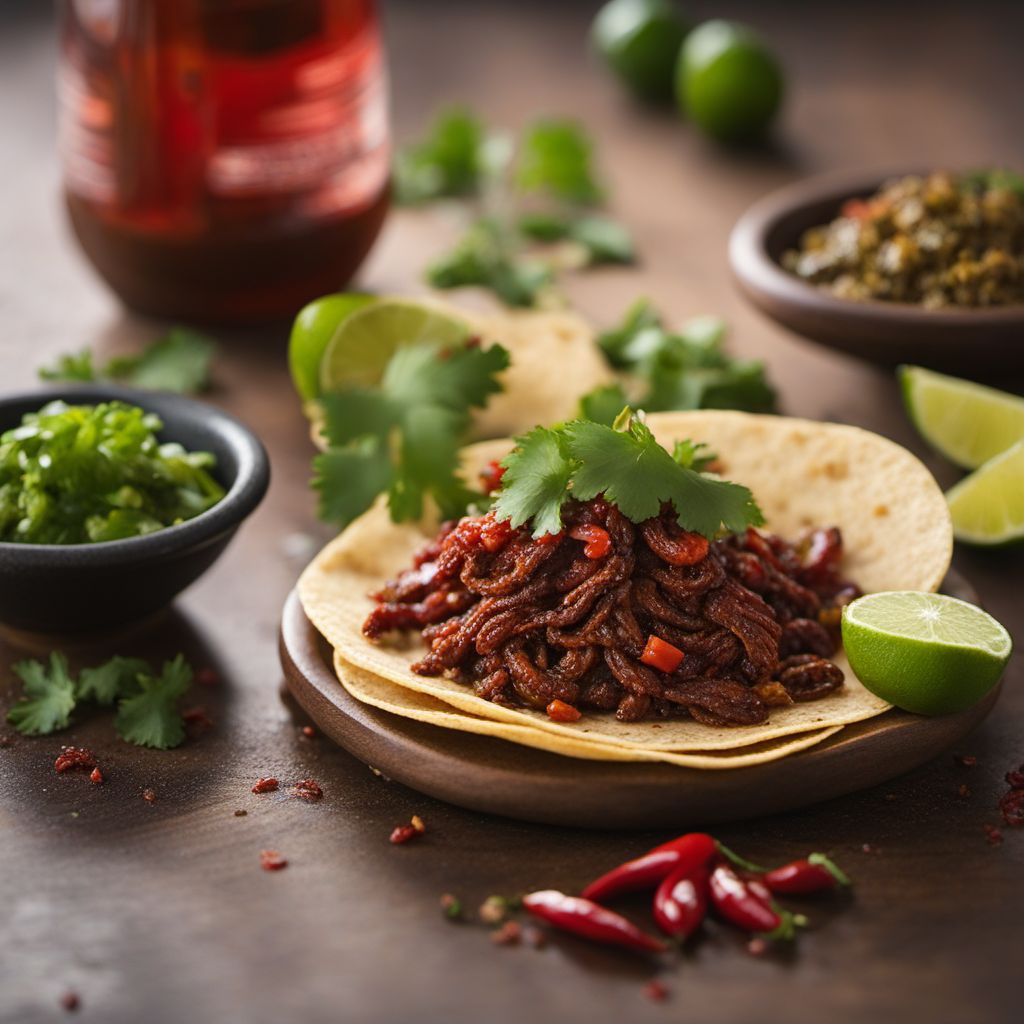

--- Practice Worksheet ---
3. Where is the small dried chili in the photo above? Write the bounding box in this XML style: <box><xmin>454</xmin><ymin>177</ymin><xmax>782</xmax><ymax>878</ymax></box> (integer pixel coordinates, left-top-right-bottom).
<box><xmin>522</xmin><ymin>890</ymin><xmax>666</xmax><ymax>954</ymax></box>
<box><xmin>761</xmin><ymin>853</ymin><xmax>850</xmax><ymax>895</ymax></box>
<box><xmin>652</xmin><ymin>865</ymin><xmax>709</xmax><ymax>940</ymax></box>
<box><xmin>582</xmin><ymin>832</ymin><xmax>717</xmax><ymax>903</ymax></box>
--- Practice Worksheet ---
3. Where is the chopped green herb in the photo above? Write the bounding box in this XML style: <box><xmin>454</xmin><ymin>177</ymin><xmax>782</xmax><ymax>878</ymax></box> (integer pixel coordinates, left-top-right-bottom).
<box><xmin>517</xmin><ymin>119</ymin><xmax>604</xmax><ymax>205</ymax></box>
<box><xmin>314</xmin><ymin>340</ymin><xmax>510</xmax><ymax>528</ymax></box>
<box><xmin>39</xmin><ymin>328</ymin><xmax>216</xmax><ymax>394</ymax></box>
<box><xmin>6</xmin><ymin>654</ymin><xmax>76</xmax><ymax>736</ymax></box>
<box><xmin>427</xmin><ymin>219</ymin><xmax>553</xmax><ymax>307</ymax></box>
<box><xmin>77</xmin><ymin>656</ymin><xmax>149</xmax><ymax>706</ymax></box>
<box><xmin>0</xmin><ymin>400</ymin><xmax>225</xmax><ymax>545</ymax></box>
<box><xmin>393</xmin><ymin>107</ymin><xmax>490</xmax><ymax>205</ymax></box>
<box><xmin>518</xmin><ymin>212</ymin><xmax>635</xmax><ymax>265</ymax></box>
<box><xmin>578</xmin><ymin>381</ymin><xmax>631</xmax><ymax>425</ymax></box>
<box><xmin>114</xmin><ymin>655</ymin><xmax>193</xmax><ymax>749</ymax></box>
<box><xmin>494</xmin><ymin>411</ymin><xmax>763</xmax><ymax>539</ymax></box>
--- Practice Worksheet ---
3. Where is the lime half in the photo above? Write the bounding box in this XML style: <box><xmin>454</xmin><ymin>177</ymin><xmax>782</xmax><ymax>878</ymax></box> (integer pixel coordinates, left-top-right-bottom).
<box><xmin>289</xmin><ymin>292</ymin><xmax>375</xmax><ymax>401</ymax></box>
<box><xmin>319</xmin><ymin>299</ymin><xmax>472</xmax><ymax>393</ymax></box>
<box><xmin>901</xmin><ymin>365</ymin><xmax>1024</xmax><ymax>470</ymax></box>
<box><xmin>842</xmin><ymin>591</ymin><xmax>1012</xmax><ymax>715</ymax></box>
<box><xmin>946</xmin><ymin>439</ymin><xmax>1024</xmax><ymax>545</ymax></box>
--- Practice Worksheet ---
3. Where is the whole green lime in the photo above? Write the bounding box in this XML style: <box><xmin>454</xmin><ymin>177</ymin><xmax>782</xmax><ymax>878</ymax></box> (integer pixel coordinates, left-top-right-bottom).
<box><xmin>591</xmin><ymin>0</ymin><xmax>690</xmax><ymax>103</ymax></box>
<box><xmin>676</xmin><ymin>20</ymin><xmax>783</xmax><ymax>143</ymax></box>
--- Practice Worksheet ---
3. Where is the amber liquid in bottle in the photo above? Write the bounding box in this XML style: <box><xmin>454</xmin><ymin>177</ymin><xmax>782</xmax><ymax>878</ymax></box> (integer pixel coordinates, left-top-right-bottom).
<box><xmin>59</xmin><ymin>0</ymin><xmax>390</xmax><ymax>323</ymax></box>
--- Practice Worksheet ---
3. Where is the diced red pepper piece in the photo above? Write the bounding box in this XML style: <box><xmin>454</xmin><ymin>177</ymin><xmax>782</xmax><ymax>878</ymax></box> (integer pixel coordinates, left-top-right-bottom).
<box><xmin>569</xmin><ymin>524</ymin><xmax>612</xmax><ymax>559</ymax></box>
<box><xmin>640</xmin><ymin>635</ymin><xmax>684</xmax><ymax>674</ymax></box>
<box><xmin>480</xmin><ymin>460</ymin><xmax>506</xmax><ymax>495</ymax></box>
<box><xmin>546</xmin><ymin>699</ymin><xmax>582</xmax><ymax>723</ymax></box>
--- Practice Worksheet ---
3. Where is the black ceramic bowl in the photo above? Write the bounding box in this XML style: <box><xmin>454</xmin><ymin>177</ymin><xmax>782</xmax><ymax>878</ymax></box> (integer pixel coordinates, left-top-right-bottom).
<box><xmin>0</xmin><ymin>384</ymin><xmax>270</xmax><ymax>634</ymax></box>
<box><xmin>728</xmin><ymin>170</ymin><xmax>1024</xmax><ymax>375</ymax></box>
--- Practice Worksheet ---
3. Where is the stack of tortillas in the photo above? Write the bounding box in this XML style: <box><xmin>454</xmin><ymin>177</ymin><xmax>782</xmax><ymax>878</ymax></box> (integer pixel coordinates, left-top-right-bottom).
<box><xmin>300</xmin><ymin>411</ymin><xmax>952</xmax><ymax>770</ymax></box>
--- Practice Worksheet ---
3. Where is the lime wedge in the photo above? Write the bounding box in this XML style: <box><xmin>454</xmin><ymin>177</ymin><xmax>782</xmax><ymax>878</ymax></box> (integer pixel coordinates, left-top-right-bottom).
<box><xmin>289</xmin><ymin>292</ymin><xmax>375</xmax><ymax>401</ymax></box>
<box><xmin>319</xmin><ymin>299</ymin><xmax>473</xmax><ymax>394</ymax></box>
<box><xmin>842</xmin><ymin>591</ymin><xmax>1012</xmax><ymax>715</ymax></box>
<box><xmin>946</xmin><ymin>439</ymin><xmax>1024</xmax><ymax>545</ymax></box>
<box><xmin>901</xmin><ymin>365</ymin><xmax>1024</xmax><ymax>469</ymax></box>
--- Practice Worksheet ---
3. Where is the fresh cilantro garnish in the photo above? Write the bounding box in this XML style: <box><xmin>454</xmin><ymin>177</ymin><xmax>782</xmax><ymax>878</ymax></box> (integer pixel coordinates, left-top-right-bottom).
<box><xmin>517</xmin><ymin>120</ymin><xmax>604</xmax><ymax>206</ymax></box>
<box><xmin>518</xmin><ymin>212</ymin><xmax>635</xmax><ymax>266</ymax></box>
<box><xmin>314</xmin><ymin>340</ymin><xmax>510</xmax><ymax>528</ymax></box>
<box><xmin>587</xmin><ymin>300</ymin><xmax>777</xmax><ymax>415</ymax></box>
<box><xmin>39</xmin><ymin>328</ymin><xmax>216</xmax><ymax>394</ymax></box>
<box><xmin>77</xmin><ymin>656</ymin><xmax>149</xmax><ymax>706</ymax></box>
<box><xmin>0</xmin><ymin>400</ymin><xmax>225</xmax><ymax>545</ymax></box>
<box><xmin>6</xmin><ymin>654</ymin><xmax>76</xmax><ymax>735</ymax></box>
<box><xmin>427</xmin><ymin>219</ymin><xmax>553</xmax><ymax>308</ymax></box>
<box><xmin>494</xmin><ymin>412</ymin><xmax>763</xmax><ymax>539</ymax></box>
<box><xmin>578</xmin><ymin>382</ymin><xmax>631</xmax><ymax>426</ymax></box>
<box><xmin>393</xmin><ymin>108</ymin><xmax>490</xmax><ymax>205</ymax></box>
<box><xmin>114</xmin><ymin>655</ymin><xmax>193</xmax><ymax>750</ymax></box>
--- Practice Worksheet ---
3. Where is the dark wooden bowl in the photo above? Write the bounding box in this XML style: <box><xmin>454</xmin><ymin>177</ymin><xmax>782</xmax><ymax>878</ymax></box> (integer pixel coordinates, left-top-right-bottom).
<box><xmin>728</xmin><ymin>170</ymin><xmax>1024</xmax><ymax>375</ymax></box>
<box><xmin>279</xmin><ymin>571</ymin><xmax>1000</xmax><ymax>830</ymax></box>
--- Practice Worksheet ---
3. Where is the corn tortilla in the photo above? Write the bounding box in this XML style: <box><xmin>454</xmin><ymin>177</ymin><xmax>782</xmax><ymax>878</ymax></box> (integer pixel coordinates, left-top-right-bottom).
<box><xmin>332</xmin><ymin>650</ymin><xmax>844</xmax><ymax>769</ymax></box>
<box><xmin>300</xmin><ymin>411</ymin><xmax>952</xmax><ymax>754</ymax></box>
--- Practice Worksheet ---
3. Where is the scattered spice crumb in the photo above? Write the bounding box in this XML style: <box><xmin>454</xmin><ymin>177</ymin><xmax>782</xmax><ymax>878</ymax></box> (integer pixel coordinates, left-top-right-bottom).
<box><xmin>883</xmin><ymin>793</ymin><xmax>898</xmax><ymax>802</ymax></box>
<box><xmin>54</xmin><ymin>747</ymin><xmax>97</xmax><ymax>773</ymax></box>
<box><xmin>196</xmin><ymin>667</ymin><xmax>219</xmax><ymax>687</ymax></box>
<box><xmin>983</xmin><ymin>824</ymin><xmax>1004</xmax><ymax>846</ymax></box>
<box><xmin>479</xmin><ymin>895</ymin><xmax>508</xmax><ymax>925</ymax></box>
<box><xmin>998</xmin><ymin>788</ymin><xmax>1024</xmax><ymax>827</ymax></box>
<box><xmin>389</xmin><ymin>824</ymin><xmax>420</xmax><ymax>845</ymax></box>
<box><xmin>643</xmin><ymin>980</ymin><xmax>669</xmax><ymax>1002</ymax></box>
<box><xmin>440</xmin><ymin>893</ymin><xmax>463</xmax><ymax>920</ymax></box>
<box><xmin>59</xmin><ymin>991</ymin><xmax>80</xmax><ymax>1013</ymax></box>
<box><xmin>524</xmin><ymin>925</ymin><xmax>547</xmax><ymax>949</ymax></box>
<box><xmin>89</xmin><ymin>767</ymin><xmax>103</xmax><ymax>785</ymax></box>
<box><xmin>142</xmin><ymin>788</ymin><xmax>157</xmax><ymax>804</ymax></box>
<box><xmin>490</xmin><ymin>921</ymin><xmax>522</xmax><ymax>946</ymax></box>
<box><xmin>747</xmin><ymin>937</ymin><xmax>769</xmax><ymax>957</ymax></box>
<box><xmin>234</xmin><ymin>809</ymin><xmax>248</xmax><ymax>817</ymax></box>
<box><xmin>260</xmin><ymin>849</ymin><xmax>288</xmax><ymax>871</ymax></box>
<box><xmin>301</xmin><ymin>725</ymin><xmax>316</xmax><ymax>739</ymax></box>
<box><xmin>411</xmin><ymin>814</ymin><xmax>426</xmax><ymax>833</ymax></box>
<box><xmin>861</xmin><ymin>843</ymin><xmax>878</xmax><ymax>854</ymax></box>
<box><xmin>291</xmin><ymin>779</ymin><xmax>323</xmax><ymax>802</ymax></box>
<box><xmin>252</xmin><ymin>777</ymin><xmax>279</xmax><ymax>794</ymax></box>
<box><xmin>957</xmin><ymin>784</ymin><xmax>971</xmax><ymax>799</ymax></box>
<box><xmin>956</xmin><ymin>754</ymin><xmax>978</xmax><ymax>768</ymax></box>
<box><xmin>1005</xmin><ymin>763</ymin><xmax>1024</xmax><ymax>788</ymax></box>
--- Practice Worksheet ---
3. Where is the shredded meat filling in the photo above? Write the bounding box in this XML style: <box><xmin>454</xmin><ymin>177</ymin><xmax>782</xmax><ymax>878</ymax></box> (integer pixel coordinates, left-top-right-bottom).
<box><xmin>364</xmin><ymin>500</ymin><xmax>857</xmax><ymax>725</ymax></box>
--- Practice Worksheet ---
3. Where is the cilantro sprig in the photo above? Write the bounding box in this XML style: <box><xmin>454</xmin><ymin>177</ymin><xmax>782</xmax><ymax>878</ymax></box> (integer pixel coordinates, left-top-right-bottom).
<box><xmin>314</xmin><ymin>340</ymin><xmax>510</xmax><ymax>528</ymax></box>
<box><xmin>580</xmin><ymin>299</ymin><xmax>777</xmax><ymax>422</ymax></box>
<box><xmin>395</xmin><ymin>110</ymin><xmax>634</xmax><ymax>307</ymax></box>
<box><xmin>39</xmin><ymin>328</ymin><xmax>216</xmax><ymax>394</ymax></box>
<box><xmin>494</xmin><ymin>411</ymin><xmax>763</xmax><ymax>539</ymax></box>
<box><xmin>6</xmin><ymin>653</ymin><xmax>195</xmax><ymax>749</ymax></box>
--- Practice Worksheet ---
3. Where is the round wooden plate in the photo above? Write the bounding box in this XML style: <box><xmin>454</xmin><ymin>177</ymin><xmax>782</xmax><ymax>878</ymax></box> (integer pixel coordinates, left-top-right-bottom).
<box><xmin>279</xmin><ymin>573</ymin><xmax>999</xmax><ymax>829</ymax></box>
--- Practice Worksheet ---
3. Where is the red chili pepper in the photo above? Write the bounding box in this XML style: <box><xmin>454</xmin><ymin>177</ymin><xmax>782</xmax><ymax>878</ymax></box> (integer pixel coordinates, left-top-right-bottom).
<box><xmin>653</xmin><ymin>865</ymin><xmax>709</xmax><ymax>940</ymax></box>
<box><xmin>522</xmin><ymin>890</ymin><xmax>665</xmax><ymax>954</ymax></box>
<box><xmin>708</xmin><ymin>863</ymin><xmax>782</xmax><ymax>934</ymax></box>
<box><xmin>762</xmin><ymin>853</ymin><xmax>851</xmax><ymax>895</ymax></box>
<box><xmin>546</xmin><ymin>699</ymin><xmax>581</xmax><ymax>723</ymax></box>
<box><xmin>569</xmin><ymin>523</ymin><xmax>612</xmax><ymax>559</ymax></box>
<box><xmin>640</xmin><ymin>635</ymin><xmax>685</xmax><ymax>674</ymax></box>
<box><xmin>581</xmin><ymin>832</ymin><xmax>716</xmax><ymax>902</ymax></box>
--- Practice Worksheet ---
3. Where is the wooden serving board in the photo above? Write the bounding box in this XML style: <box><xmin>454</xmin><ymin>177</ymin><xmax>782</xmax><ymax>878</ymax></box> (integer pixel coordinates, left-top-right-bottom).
<box><xmin>278</xmin><ymin>573</ymin><xmax>999</xmax><ymax>830</ymax></box>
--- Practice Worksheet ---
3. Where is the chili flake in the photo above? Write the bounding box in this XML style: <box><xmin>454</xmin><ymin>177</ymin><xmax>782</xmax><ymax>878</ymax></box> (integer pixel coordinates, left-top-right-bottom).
<box><xmin>983</xmin><ymin>824</ymin><xmax>1004</xmax><ymax>846</ymax></box>
<box><xmin>252</xmin><ymin>778</ymin><xmax>279</xmax><ymax>794</ymax></box>
<box><xmin>260</xmin><ymin>849</ymin><xmax>288</xmax><ymax>871</ymax></box>
<box><xmin>957</xmin><ymin>784</ymin><xmax>971</xmax><ymax>799</ymax></box>
<box><xmin>411</xmin><ymin>814</ymin><xmax>426</xmax><ymax>833</ymax></box>
<box><xmin>182</xmin><ymin>706</ymin><xmax>213</xmax><ymax>728</ymax></box>
<box><xmin>490</xmin><ymin>921</ymin><xmax>522</xmax><ymax>946</ymax></box>
<box><xmin>640</xmin><ymin>635</ymin><xmax>685</xmax><ymax>674</ymax></box>
<box><xmin>59</xmin><ymin>991</ymin><xmax>81</xmax><ymax>1013</ymax></box>
<box><xmin>956</xmin><ymin>754</ymin><xmax>978</xmax><ymax>768</ymax></box>
<box><xmin>1005</xmin><ymin>763</ymin><xmax>1024</xmax><ymax>789</ymax></box>
<box><xmin>142</xmin><ymin>788</ymin><xmax>157</xmax><ymax>804</ymax></box>
<box><xmin>999</xmin><ymin>789</ymin><xmax>1024</xmax><ymax>828</ymax></box>
<box><xmin>89</xmin><ymin>767</ymin><xmax>103</xmax><ymax>785</ymax></box>
<box><xmin>747</xmin><ymin>937</ymin><xmax>769</xmax><ymax>957</ymax></box>
<box><xmin>195</xmin><ymin>667</ymin><xmax>219</xmax><ymax>687</ymax></box>
<box><xmin>390</xmin><ymin>824</ymin><xmax>420</xmax><ymax>845</ymax></box>
<box><xmin>546</xmin><ymin>699</ymin><xmax>581</xmax><ymax>723</ymax></box>
<box><xmin>292</xmin><ymin>779</ymin><xmax>324</xmax><ymax>802</ymax></box>
<box><xmin>301</xmin><ymin>725</ymin><xmax>316</xmax><ymax>739</ymax></box>
<box><xmin>54</xmin><ymin>747</ymin><xmax>97</xmax><ymax>773</ymax></box>
<box><xmin>643</xmin><ymin>980</ymin><xmax>669</xmax><ymax>1002</ymax></box>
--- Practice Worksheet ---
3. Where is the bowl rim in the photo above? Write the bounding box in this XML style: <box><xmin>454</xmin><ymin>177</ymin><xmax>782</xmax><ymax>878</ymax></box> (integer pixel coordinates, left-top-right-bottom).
<box><xmin>0</xmin><ymin>383</ymin><xmax>270</xmax><ymax>566</ymax></box>
<box><xmin>728</xmin><ymin>167</ymin><xmax>1024</xmax><ymax>326</ymax></box>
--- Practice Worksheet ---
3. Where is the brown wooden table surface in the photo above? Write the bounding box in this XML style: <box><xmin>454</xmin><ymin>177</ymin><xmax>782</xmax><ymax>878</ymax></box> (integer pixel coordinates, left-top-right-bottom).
<box><xmin>2</xmin><ymin>2</ymin><xmax>1021</xmax><ymax>1022</ymax></box>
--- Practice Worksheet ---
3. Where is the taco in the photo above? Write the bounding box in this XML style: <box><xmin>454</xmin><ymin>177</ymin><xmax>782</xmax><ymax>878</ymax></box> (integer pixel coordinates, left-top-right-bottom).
<box><xmin>299</xmin><ymin>411</ymin><xmax>952</xmax><ymax>759</ymax></box>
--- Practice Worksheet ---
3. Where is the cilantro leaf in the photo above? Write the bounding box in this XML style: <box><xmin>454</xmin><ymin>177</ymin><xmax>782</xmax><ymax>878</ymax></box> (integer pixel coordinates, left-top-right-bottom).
<box><xmin>39</xmin><ymin>329</ymin><xmax>215</xmax><ymax>394</ymax></box>
<box><xmin>314</xmin><ymin>439</ymin><xmax>394</xmax><ymax>526</ymax></box>
<box><xmin>566</xmin><ymin>418</ymin><xmax>763</xmax><ymax>537</ymax></box>
<box><xmin>672</xmin><ymin>439</ymin><xmax>717</xmax><ymax>473</ymax></box>
<box><xmin>517</xmin><ymin>120</ymin><xmax>604</xmax><ymax>205</ymax></box>
<box><xmin>568</xmin><ymin>215</ymin><xmax>635</xmax><ymax>265</ymax></box>
<box><xmin>597</xmin><ymin>299</ymin><xmax>663</xmax><ymax>367</ymax></box>
<box><xmin>77</xmin><ymin>656</ymin><xmax>150</xmax><ymax>706</ymax></box>
<box><xmin>6</xmin><ymin>653</ymin><xmax>76</xmax><ymax>736</ymax></box>
<box><xmin>494</xmin><ymin>427</ymin><xmax>574</xmax><ymax>537</ymax></box>
<box><xmin>382</xmin><ymin>341</ymin><xmax>509</xmax><ymax>413</ymax></box>
<box><xmin>579</xmin><ymin>383</ymin><xmax>631</xmax><ymax>425</ymax></box>
<box><xmin>320</xmin><ymin>389</ymin><xmax>398</xmax><ymax>448</ymax></box>
<box><xmin>394</xmin><ymin>107</ymin><xmax>489</xmax><ymax>205</ymax></box>
<box><xmin>114</xmin><ymin>655</ymin><xmax>193</xmax><ymax>750</ymax></box>
<box><xmin>427</xmin><ymin>219</ymin><xmax>552</xmax><ymax>307</ymax></box>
